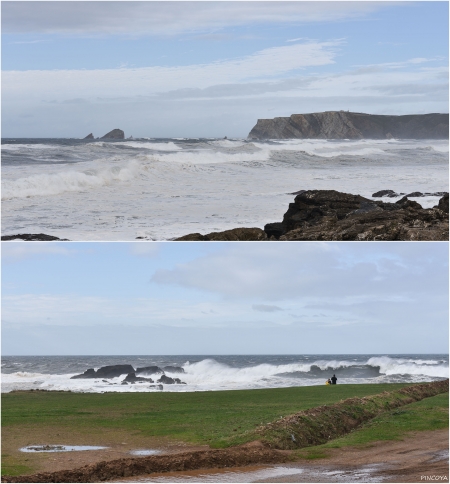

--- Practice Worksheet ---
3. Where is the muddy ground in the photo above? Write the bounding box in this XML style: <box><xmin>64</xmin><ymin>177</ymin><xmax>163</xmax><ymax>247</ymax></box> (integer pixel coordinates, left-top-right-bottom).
<box><xmin>112</xmin><ymin>429</ymin><xmax>449</xmax><ymax>483</ymax></box>
<box><xmin>3</xmin><ymin>429</ymin><xmax>448</xmax><ymax>483</ymax></box>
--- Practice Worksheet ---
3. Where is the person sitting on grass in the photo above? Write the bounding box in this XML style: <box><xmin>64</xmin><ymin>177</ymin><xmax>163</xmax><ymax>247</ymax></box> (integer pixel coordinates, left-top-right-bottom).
<box><xmin>326</xmin><ymin>379</ymin><xmax>331</xmax><ymax>385</ymax></box>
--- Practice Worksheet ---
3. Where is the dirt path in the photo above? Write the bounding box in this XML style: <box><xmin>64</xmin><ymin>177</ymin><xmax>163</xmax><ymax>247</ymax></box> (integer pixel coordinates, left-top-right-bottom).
<box><xmin>3</xmin><ymin>429</ymin><xmax>447</xmax><ymax>483</ymax></box>
<box><xmin>114</xmin><ymin>429</ymin><xmax>449</xmax><ymax>483</ymax></box>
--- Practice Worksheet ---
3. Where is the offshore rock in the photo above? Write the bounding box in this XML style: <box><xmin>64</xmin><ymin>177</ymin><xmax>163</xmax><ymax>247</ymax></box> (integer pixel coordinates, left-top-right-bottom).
<box><xmin>163</xmin><ymin>366</ymin><xmax>185</xmax><ymax>374</ymax></box>
<box><xmin>175</xmin><ymin>227</ymin><xmax>267</xmax><ymax>241</ymax></box>
<box><xmin>136</xmin><ymin>366</ymin><xmax>164</xmax><ymax>375</ymax></box>
<box><xmin>248</xmin><ymin>111</ymin><xmax>449</xmax><ymax>140</ymax></box>
<box><xmin>1</xmin><ymin>233</ymin><xmax>69</xmax><ymax>241</ymax></box>
<box><xmin>101</xmin><ymin>129</ymin><xmax>125</xmax><ymax>139</ymax></box>
<box><xmin>268</xmin><ymin>190</ymin><xmax>449</xmax><ymax>241</ymax></box>
<box><xmin>71</xmin><ymin>365</ymin><xmax>135</xmax><ymax>379</ymax></box>
<box><xmin>157</xmin><ymin>375</ymin><xmax>186</xmax><ymax>385</ymax></box>
<box><xmin>122</xmin><ymin>372</ymin><xmax>154</xmax><ymax>383</ymax></box>
<box><xmin>83</xmin><ymin>133</ymin><xmax>94</xmax><ymax>139</ymax></box>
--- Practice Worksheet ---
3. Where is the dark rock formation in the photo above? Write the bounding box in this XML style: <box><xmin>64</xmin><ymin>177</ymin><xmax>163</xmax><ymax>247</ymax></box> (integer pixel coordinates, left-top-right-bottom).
<box><xmin>438</xmin><ymin>193</ymin><xmax>449</xmax><ymax>213</ymax></box>
<box><xmin>83</xmin><ymin>133</ymin><xmax>94</xmax><ymax>139</ymax></box>
<box><xmin>122</xmin><ymin>372</ymin><xmax>154</xmax><ymax>383</ymax></box>
<box><xmin>71</xmin><ymin>368</ymin><xmax>97</xmax><ymax>379</ymax></box>
<box><xmin>1</xmin><ymin>234</ymin><xmax>69</xmax><ymax>241</ymax></box>
<box><xmin>163</xmin><ymin>366</ymin><xmax>185</xmax><ymax>374</ymax></box>
<box><xmin>372</xmin><ymin>190</ymin><xmax>447</xmax><ymax>198</ymax></box>
<box><xmin>136</xmin><ymin>366</ymin><xmax>164</xmax><ymax>375</ymax></box>
<box><xmin>71</xmin><ymin>365</ymin><xmax>135</xmax><ymax>379</ymax></box>
<box><xmin>372</xmin><ymin>190</ymin><xmax>401</xmax><ymax>198</ymax></box>
<box><xmin>175</xmin><ymin>227</ymin><xmax>267</xmax><ymax>241</ymax></box>
<box><xmin>267</xmin><ymin>190</ymin><xmax>449</xmax><ymax>241</ymax></box>
<box><xmin>175</xmin><ymin>191</ymin><xmax>448</xmax><ymax>241</ymax></box>
<box><xmin>157</xmin><ymin>375</ymin><xmax>186</xmax><ymax>385</ymax></box>
<box><xmin>248</xmin><ymin>112</ymin><xmax>449</xmax><ymax>140</ymax></box>
<box><xmin>101</xmin><ymin>129</ymin><xmax>125</xmax><ymax>139</ymax></box>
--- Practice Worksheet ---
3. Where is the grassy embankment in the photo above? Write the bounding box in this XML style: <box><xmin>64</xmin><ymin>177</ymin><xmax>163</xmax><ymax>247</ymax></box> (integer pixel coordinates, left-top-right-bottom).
<box><xmin>2</xmin><ymin>382</ymin><xmax>448</xmax><ymax>476</ymax></box>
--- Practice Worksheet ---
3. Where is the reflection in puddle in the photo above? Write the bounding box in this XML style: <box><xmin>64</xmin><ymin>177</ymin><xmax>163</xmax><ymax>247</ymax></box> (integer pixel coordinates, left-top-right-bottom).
<box><xmin>118</xmin><ymin>463</ymin><xmax>388</xmax><ymax>483</ymax></box>
<box><xmin>20</xmin><ymin>445</ymin><xmax>108</xmax><ymax>453</ymax></box>
<box><xmin>130</xmin><ymin>449</ymin><xmax>162</xmax><ymax>456</ymax></box>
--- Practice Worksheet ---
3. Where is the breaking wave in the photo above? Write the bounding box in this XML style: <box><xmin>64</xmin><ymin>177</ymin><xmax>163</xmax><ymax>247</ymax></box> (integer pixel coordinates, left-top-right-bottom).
<box><xmin>1</xmin><ymin>160</ymin><xmax>147</xmax><ymax>200</ymax></box>
<box><xmin>1</xmin><ymin>356</ymin><xmax>447</xmax><ymax>394</ymax></box>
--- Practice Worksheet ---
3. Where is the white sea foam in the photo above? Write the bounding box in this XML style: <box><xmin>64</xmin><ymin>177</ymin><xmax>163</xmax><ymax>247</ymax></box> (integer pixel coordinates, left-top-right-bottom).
<box><xmin>2</xmin><ymin>356</ymin><xmax>447</xmax><ymax>394</ymax></box>
<box><xmin>1</xmin><ymin>160</ymin><xmax>147</xmax><ymax>200</ymax></box>
<box><xmin>112</xmin><ymin>141</ymin><xmax>183</xmax><ymax>151</ymax></box>
<box><xmin>367</xmin><ymin>356</ymin><xmax>449</xmax><ymax>378</ymax></box>
<box><xmin>2</xmin><ymin>138</ymin><xmax>447</xmax><ymax>240</ymax></box>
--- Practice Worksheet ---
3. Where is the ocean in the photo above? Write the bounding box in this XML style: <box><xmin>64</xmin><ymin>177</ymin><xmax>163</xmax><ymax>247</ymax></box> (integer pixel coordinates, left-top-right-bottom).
<box><xmin>2</xmin><ymin>354</ymin><xmax>448</xmax><ymax>394</ymax></box>
<box><xmin>2</xmin><ymin>138</ymin><xmax>448</xmax><ymax>240</ymax></box>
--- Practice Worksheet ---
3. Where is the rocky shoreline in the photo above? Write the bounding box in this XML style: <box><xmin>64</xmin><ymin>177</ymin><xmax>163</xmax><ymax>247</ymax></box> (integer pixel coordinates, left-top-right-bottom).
<box><xmin>70</xmin><ymin>364</ymin><xmax>186</xmax><ymax>386</ymax></box>
<box><xmin>2</xmin><ymin>191</ymin><xmax>447</xmax><ymax>242</ymax></box>
<box><xmin>176</xmin><ymin>190</ymin><xmax>449</xmax><ymax>241</ymax></box>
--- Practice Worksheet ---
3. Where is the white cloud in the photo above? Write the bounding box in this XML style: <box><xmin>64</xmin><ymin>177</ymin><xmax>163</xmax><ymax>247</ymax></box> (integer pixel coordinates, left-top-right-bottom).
<box><xmin>2</xmin><ymin>2</ymin><xmax>393</xmax><ymax>36</ymax></box>
<box><xmin>253</xmin><ymin>304</ymin><xmax>283</xmax><ymax>312</ymax></box>
<box><xmin>151</xmin><ymin>243</ymin><xmax>448</xmax><ymax>303</ymax></box>
<box><xmin>129</xmin><ymin>242</ymin><xmax>161</xmax><ymax>257</ymax></box>
<box><xmin>1</xmin><ymin>242</ymin><xmax>75</xmax><ymax>261</ymax></box>
<box><xmin>2</xmin><ymin>41</ymin><xmax>342</xmax><ymax>104</ymax></box>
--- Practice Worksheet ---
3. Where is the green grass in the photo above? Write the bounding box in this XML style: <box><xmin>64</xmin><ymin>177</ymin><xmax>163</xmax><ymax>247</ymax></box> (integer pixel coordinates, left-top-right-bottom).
<box><xmin>2</xmin><ymin>384</ymin><xmax>412</xmax><ymax>449</ymax></box>
<box><xmin>1</xmin><ymin>455</ymin><xmax>32</xmax><ymax>477</ymax></box>
<box><xmin>2</xmin><ymin>384</ymin><xmax>447</xmax><ymax>477</ymax></box>
<box><xmin>294</xmin><ymin>392</ymin><xmax>449</xmax><ymax>459</ymax></box>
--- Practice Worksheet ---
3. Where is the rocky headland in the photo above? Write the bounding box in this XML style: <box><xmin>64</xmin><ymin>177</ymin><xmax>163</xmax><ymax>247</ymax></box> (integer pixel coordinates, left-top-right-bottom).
<box><xmin>175</xmin><ymin>191</ymin><xmax>449</xmax><ymax>241</ymax></box>
<box><xmin>248</xmin><ymin>111</ymin><xmax>449</xmax><ymax>139</ymax></box>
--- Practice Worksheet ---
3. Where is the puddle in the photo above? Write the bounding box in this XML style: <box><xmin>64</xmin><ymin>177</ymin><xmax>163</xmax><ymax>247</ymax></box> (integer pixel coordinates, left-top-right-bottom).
<box><xmin>130</xmin><ymin>449</ymin><xmax>162</xmax><ymax>456</ymax></box>
<box><xmin>116</xmin><ymin>463</ymin><xmax>389</xmax><ymax>482</ymax></box>
<box><xmin>20</xmin><ymin>445</ymin><xmax>108</xmax><ymax>453</ymax></box>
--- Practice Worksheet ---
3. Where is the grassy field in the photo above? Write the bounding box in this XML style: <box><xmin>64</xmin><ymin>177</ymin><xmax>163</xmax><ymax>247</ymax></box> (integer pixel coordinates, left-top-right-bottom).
<box><xmin>2</xmin><ymin>383</ymin><xmax>448</xmax><ymax>476</ymax></box>
<box><xmin>294</xmin><ymin>391</ymin><xmax>449</xmax><ymax>459</ymax></box>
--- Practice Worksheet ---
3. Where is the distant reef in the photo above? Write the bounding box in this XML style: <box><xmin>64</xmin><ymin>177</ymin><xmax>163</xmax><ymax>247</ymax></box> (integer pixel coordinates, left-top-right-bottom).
<box><xmin>248</xmin><ymin>111</ymin><xmax>449</xmax><ymax>140</ymax></box>
<box><xmin>101</xmin><ymin>129</ymin><xmax>125</xmax><ymax>139</ymax></box>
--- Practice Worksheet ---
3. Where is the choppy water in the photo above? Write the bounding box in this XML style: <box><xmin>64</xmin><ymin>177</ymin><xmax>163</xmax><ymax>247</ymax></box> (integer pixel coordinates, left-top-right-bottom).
<box><xmin>1</xmin><ymin>354</ymin><xmax>447</xmax><ymax>394</ymax></box>
<box><xmin>2</xmin><ymin>138</ymin><xmax>448</xmax><ymax>240</ymax></box>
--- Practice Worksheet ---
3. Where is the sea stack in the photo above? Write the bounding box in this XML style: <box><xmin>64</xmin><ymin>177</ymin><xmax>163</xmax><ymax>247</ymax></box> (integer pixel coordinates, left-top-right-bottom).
<box><xmin>83</xmin><ymin>133</ymin><xmax>94</xmax><ymax>139</ymax></box>
<box><xmin>248</xmin><ymin>112</ymin><xmax>449</xmax><ymax>140</ymax></box>
<box><xmin>101</xmin><ymin>129</ymin><xmax>125</xmax><ymax>139</ymax></box>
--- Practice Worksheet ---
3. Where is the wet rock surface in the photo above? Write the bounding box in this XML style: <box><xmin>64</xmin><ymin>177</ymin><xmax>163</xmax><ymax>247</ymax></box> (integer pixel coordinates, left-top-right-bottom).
<box><xmin>122</xmin><ymin>372</ymin><xmax>154</xmax><ymax>384</ymax></box>
<box><xmin>372</xmin><ymin>190</ymin><xmax>447</xmax><ymax>198</ymax></box>
<box><xmin>135</xmin><ymin>366</ymin><xmax>164</xmax><ymax>375</ymax></box>
<box><xmin>176</xmin><ymin>191</ymin><xmax>448</xmax><ymax>241</ymax></box>
<box><xmin>71</xmin><ymin>365</ymin><xmax>135</xmax><ymax>380</ymax></box>
<box><xmin>71</xmin><ymin>365</ymin><xmax>186</xmax><ymax>381</ymax></box>
<box><xmin>175</xmin><ymin>227</ymin><xmax>267</xmax><ymax>241</ymax></box>
<box><xmin>272</xmin><ymin>190</ymin><xmax>449</xmax><ymax>241</ymax></box>
<box><xmin>163</xmin><ymin>366</ymin><xmax>186</xmax><ymax>374</ymax></box>
<box><xmin>157</xmin><ymin>375</ymin><xmax>186</xmax><ymax>385</ymax></box>
<box><xmin>1</xmin><ymin>233</ymin><xmax>69</xmax><ymax>241</ymax></box>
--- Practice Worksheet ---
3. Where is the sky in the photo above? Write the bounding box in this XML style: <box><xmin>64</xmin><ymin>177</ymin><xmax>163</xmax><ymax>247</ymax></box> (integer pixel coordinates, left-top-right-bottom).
<box><xmin>2</xmin><ymin>241</ymin><xmax>448</xmax><ymax>355</ymax></box>
<box><xmin>1</xmin><ymin>1</ymin><xmax>448</xmax><ymax>138</ymax></box>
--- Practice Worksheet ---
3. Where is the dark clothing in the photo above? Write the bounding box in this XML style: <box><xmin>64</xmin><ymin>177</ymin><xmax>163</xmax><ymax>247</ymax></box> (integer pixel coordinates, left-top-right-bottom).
<box><xmin>331</xmin><ymin>376</ymin><xmax>337</xmax><ymax>385</ymax></box>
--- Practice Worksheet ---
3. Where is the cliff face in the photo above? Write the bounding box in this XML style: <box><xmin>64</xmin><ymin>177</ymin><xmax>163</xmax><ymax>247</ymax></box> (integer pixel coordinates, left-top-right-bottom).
<box><xmin>248</xmin><ymin>111</ymin><xmax>449</xmax><ymax>140</ymax></box>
